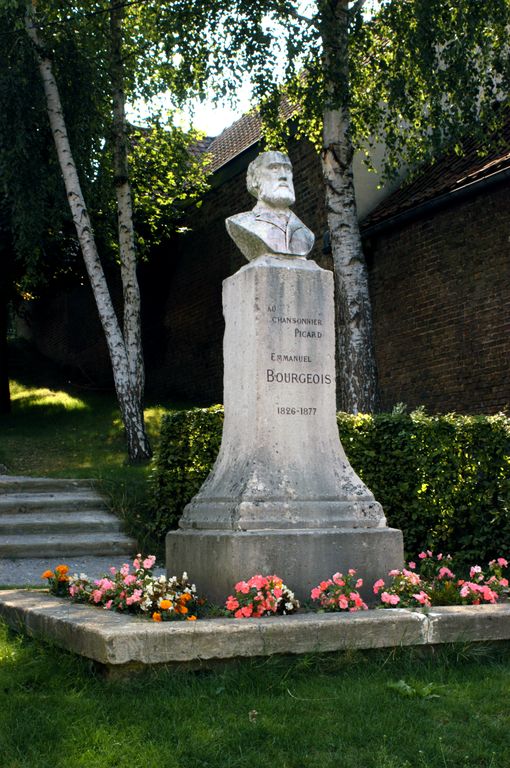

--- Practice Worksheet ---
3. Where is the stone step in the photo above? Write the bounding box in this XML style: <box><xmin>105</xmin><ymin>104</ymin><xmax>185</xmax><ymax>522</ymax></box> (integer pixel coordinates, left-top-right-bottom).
<box><xmin>0</xmin><ymin>491</ymin><xmax>107</xmax><ymax>515</ymax></box>
<box><xmin>0</xmin><ymin>511</ymin><xmax>122</xmax><ymax>535</ymax></box>
<box><xmin>0</xmin><ymin>475</ymin><xmax>96</xmax><ymax>493</ymax></box>
<box><xmin>0</xmin><ymin>532</ymin><xmax>138</xmax><ymax>558</ymax></box>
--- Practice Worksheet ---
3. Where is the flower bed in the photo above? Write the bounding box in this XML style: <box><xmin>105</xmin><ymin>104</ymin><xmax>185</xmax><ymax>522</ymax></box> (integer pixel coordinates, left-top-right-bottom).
<box><xmin>42</xmin><ymin>555</ymin><xmax>202</xmax><ymax>621</ymax></box>
<box><xmin>41</xmin><ymin>552</ymin><xmax>509</xmax><ymax>621</ymax></box>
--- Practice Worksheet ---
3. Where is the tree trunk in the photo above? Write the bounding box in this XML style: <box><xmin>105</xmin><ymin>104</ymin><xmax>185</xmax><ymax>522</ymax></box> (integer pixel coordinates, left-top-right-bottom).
<box><xmin>110</xmin><ymin>2</ymin><xmax>145</xmax><ymax>405</ymax></box>
<box><xmin>320</xmin><ymin>0</ymin><xmax>379</xmax><ymax>414</ymax></box>
<box><xmin>0</xmin><ymin>204</ymin><xmax>12</xmax><ymax>414</ymax></box>
<box><xmin>0</xmin><ymin>295</ymin><xmax>10</xmax><ymax>415</ymax></box>
<box><xmin>25</xmin><ymin>7</ymin><xmax>151</xmax><ymax>462</ymax></box>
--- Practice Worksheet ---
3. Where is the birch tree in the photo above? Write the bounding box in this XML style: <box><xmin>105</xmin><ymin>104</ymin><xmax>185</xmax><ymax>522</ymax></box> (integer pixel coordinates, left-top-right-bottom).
<box><xmin>1</xmin><ymin>0</ymin><xmax>217</xmax><ymax>461</ymax></box>
<box><xmin>225</xmin><ymin>0</ymin><xmax>510</xmax><ymax>413</ymax></box>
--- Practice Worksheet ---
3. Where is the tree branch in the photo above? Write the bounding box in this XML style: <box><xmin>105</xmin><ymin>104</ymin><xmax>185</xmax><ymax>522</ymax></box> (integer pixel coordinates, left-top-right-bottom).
<box><xmin>349</xmin><ymin>0</ymin><xmax>367</xmax><ymax>17</ymax></box>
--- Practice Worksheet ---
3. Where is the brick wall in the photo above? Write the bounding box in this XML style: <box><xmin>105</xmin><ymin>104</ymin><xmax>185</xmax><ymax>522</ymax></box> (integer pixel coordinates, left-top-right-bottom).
<box><xmin>367</xmin><ymin>182</ymin><xmax>510</xmax><ymax>414</ymax></box>
<box><xmin>22</xmin><ymin>139</ymin><xmax>510</xmax><ymax>415</ymax></box>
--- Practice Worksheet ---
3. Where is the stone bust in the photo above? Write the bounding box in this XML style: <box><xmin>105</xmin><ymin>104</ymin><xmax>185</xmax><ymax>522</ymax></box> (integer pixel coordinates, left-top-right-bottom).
<box><xmin>226</xmin><ymin>151</ymin><xmax>315</xmax><ymax>262</ymax></box>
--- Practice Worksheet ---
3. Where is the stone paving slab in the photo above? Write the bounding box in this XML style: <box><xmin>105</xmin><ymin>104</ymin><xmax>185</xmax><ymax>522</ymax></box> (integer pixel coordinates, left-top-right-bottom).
<box><xmin>0</xmin><ymin>590</ymin><xmax>509</xmax><ymax>673</ymax></box>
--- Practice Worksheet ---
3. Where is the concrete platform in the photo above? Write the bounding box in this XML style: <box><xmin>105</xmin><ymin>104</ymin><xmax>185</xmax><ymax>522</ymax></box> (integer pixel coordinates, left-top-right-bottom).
<box><xmin>0</xmin><ymin>590</ymin><xmax>509</xmax><ymax>674</ymax></box>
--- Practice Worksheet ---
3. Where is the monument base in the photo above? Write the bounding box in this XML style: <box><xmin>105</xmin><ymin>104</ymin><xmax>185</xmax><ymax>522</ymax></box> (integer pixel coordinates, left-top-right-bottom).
<box><xmin>166</xmin><ymin>527</ymin><xmax>404</xmax><ymax>605</ymax></box>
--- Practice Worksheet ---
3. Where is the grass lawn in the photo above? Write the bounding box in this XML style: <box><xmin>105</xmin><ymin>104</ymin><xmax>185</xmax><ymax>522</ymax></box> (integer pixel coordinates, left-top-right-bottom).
<box><xmin>0</xmin><ymin>342</ymin><xmax>185</xmax><ymax>550</ymax></box>
<box><xmin>0</xmin><ymin>623</ymin><xmax>509</xmax><ymax>768</ymax></box>
<box><xmin>0</xmin><ymin>342</ymin><xmax>179</xmax><ymax>483</ymax></box>
<box><xmin>1</xmin><ymin>343</ymin><xmax>509</xmax><ymax>767</ymax></box>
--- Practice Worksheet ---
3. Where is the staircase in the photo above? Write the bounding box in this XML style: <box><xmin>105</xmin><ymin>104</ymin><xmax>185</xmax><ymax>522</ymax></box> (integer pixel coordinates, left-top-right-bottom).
<box><xmin>0</xmin><ymin>475</ymin><xmax>137</xmax><ymax>559</ymax></box>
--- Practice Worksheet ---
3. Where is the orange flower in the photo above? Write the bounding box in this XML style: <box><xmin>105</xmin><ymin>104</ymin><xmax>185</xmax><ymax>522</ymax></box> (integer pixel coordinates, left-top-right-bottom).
<box><xmin>58</xmin><ymin>576</ymin><xmax>69</xmax><ymax>582</ymax></box>
<box><xmin>181</xmin><ymin>592</ymin><xmax>192</xmax><ymax>602</ymax></box>
<box><xmin>186</xmin><ymin>615</ymin><xmax>197</xmax><ymax>621</ymax></box>
<box><xmin>179</xmin><ymin>605</ymin><xmax>188</xmax><ymax>614</ymax></box>
<box><xmin>41</xmin><ymin>570</ymin><xmax>54</xmax><ymax>580</ymax></box>
<box><xmin>152</xmin><ymin>612</ymin><xmax>162</xmax><ymax>622</ymax></box>
<box><xmin>55</xmin><ymin>565</ymin><xmax>69</xmax><ymax>575</ymax></box>
<box><xmin>160</xmin><ymin>600</ymin><xmax>172</xmax><ymax>611</ymax></box>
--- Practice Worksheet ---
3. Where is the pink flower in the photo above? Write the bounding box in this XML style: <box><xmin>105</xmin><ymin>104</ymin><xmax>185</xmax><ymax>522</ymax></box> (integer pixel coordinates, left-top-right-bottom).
<box><xmin>498</xmin><ymin>558</ymin><xmax>508</xmax><ymax>568</ymax></box>
<box><xmin>234</xmin><ymin>581</ymin><xmax>250</xmax><ymax>594</ymax></box>
<box><xmin>320</xmin><ymin>580</ymin><xmax>332</xmax><ymax>591</ymax></box>
<box><xmin>104</xmin><ymin>600</ymin><xmax>113</xmax><ymax>610</ymax></box>
<box><xmin>92</xmin><ymin>589</ymin><xmax>103</xmax><ymax>604</ymax></box>
<box><xmin>126</xmin><ymin>589</ymin><xmax>143</xmax><ymax>606</ymax></box>
<box><xmin>109</xmin><ymin>566</ymin><xmax>116</xmax><ymax>575</ymax></box>
<box><xmin>350</xmin><ymin>593</ymin><xmax>367</xmax><ymax>610</ymax></box>
<box><xmin>373</xmin><ymin>579</ymin><xmax>385</xmax><ymax>594</ymax></box>
<box><xmin>408</xmin><ymin>561</ymin><xmax>416</xmax><ymax>570</ymax></box>
<box><xmin>338</xmin><ymin>595</ymin><xmax>348</xmax><ymax>610</ymax></box>
<box><xmin>418</xmin><ymin>552</ymin><xmax>427</xmax><ymax>559</ymax></box>
<box><xmin>273</xmin><ymin>588</ymin><xmax>283</xmax><ymax>599</ymax></box>
<box><xmin>438</xmin><ymin>567</ymin><xmax>455</xmax><ymax>580</ymax></box>
<box><xmin>133</xmin><ymin>558</ymin><xmax>140</xmax><ymax>570</ymax></box>
<box><xmin>500</xmin><ymin>578</ymin><xmax>509</xmax><ymax>587</ymax></box>
<box><xmin>240</xmin><ymin>605</ymin><xmax>253</xmax><ymax>618</ymax></box>
<box><xmin>143</xmin><ymin>556</ymin><xmax>156</xmax><ymax>570</ymax></box>
<box><xmin>389</xmin><ymin>569</ymin><xmax>400</xmax><ymax>577</ymax></box>
<box><xmin>311</xmin><ymin>587</ymin><xmax>322</xmax><ymax>600</ymax></box>
<box><xmin>355</xmin><ymin>578</ymin><xmax>363</xmax><ymax>589</ymax></box>
<box><xmin>470</xmin><ymin>565</ymin><xmax>482</xmax><ymax>578</ymax></box>
<box><xmin>381</xmin><ymin>592</ymin><xmax>400</xmax><ymax>605</ymax></box>
<box><xmin>120</xmin><ymin>564</ymin><xmax>130</xmax><ymax>577</ymax></box>
<box><xmin>479</xmin><ymin>585</ymin><xmax>497</xmax><ymax>603</ymax></box>
<box><xmin>123</xmin><ymin>574</ymin><xmax>137</xmax><ymax>586</ymax></box>
<box><xmin>427</xmin><ymin>550</ymin><xmax>433</xmax><ymax>557</ymax></box>
<box><xmin>225</xmin><ymin>595</ymin><xmax>239</xmax><ymax>611</ymax></box>
<box><xmin>248</xmin><ymin>575</ymin><xmax>267</xmax><ymax>591</ymax></box>
<box><xmin>437</xmin><ymin>553</ymin><xmax>443</xmax><ymax>561</ymax></box>
<box><xmin>97</xmin><ymin>578</ymin><xmax>114</xmax><ymax>591</ymax></box>
<box><xmin>460</xmin><ymin>582</ymin><xmax>479</xmax><ymax>598</ymax></box>
<box><xmin>333</xmin><ymin>573</ymin><xmax>345</xmax><ymax>586</ymax></box>
<box><xmin>412</xmin><ymin>591</ymin><xmax>431</xmax><ymax>606</ymax></box>
<box><xmin>348</xmin><ymin>569</ymin><xmax>356</xmax><ymax>576</ymax></box>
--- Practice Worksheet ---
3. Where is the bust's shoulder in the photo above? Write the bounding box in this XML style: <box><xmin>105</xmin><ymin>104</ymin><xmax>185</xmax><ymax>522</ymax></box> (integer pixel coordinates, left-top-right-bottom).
<box><xmin>226</xmin><ymin>211</ymin><xmax>257</xmax><ymax>228</ymax></box>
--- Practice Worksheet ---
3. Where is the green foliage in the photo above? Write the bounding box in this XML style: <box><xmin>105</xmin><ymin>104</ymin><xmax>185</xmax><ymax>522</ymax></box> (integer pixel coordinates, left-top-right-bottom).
<box><xmin>129</xmin><ymin>118</ymin><xmax>212</xmax><ymax>253</ymax></box>
<box><xmin>151</xmin><ymin>406</ymin><xmax>510</xmax><ymax>562</ymax></box>
<box><xmin>148</xmin><ymin>406</ymin><xmax>224</xmax><ymax>542</ymax></box>
<box><xmin>0</xmin><ymin>0</ymin><xmax>227</xmax><ymax>297</ymax></box>
<box><xmin>214</xmin><ymin>1</ymin><xmax>510</xmax><ymax>172</ymax></box>
<box><xmin>337</xmin><ymin>409</ymin><xmax>510</xmax><ymax>564</ymax></box>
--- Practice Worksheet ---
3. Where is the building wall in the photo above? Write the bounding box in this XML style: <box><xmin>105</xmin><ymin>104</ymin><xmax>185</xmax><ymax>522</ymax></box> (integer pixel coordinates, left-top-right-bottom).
<box><xmin>368</xmin><ymin>181</ymin><xmax>510</xmax><ymax>414</ymax></box>
<box><xmin>20</xmin><ymin>140</ymin><xmax>510</xmax><ymax>415</ymax></box>
<box><xmin>151</xmin><ymin>137</ymin><xmax>329</xmax><ymax>403</ymax></box>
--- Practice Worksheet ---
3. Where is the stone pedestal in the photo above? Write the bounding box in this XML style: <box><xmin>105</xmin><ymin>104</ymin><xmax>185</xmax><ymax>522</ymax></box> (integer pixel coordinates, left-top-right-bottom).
<box><xmin>166</xmin><ymin>255</ymin><xmax>403</xmax><ymax>602</ymax></box>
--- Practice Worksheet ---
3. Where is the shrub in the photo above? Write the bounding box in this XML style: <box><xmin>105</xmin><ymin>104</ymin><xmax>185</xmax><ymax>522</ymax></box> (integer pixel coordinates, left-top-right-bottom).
<box><xmin>149</xmin><ymin>406</ymin><xmax>510</xmax><ymax>563</ymax></box>
<box><xmin>147</xmin><ymin>406</ymin><xmax>224</xmax><ymax>543</ymax></box>
<box><xmin>338</xmin><ymin>409</ymin><xmax>510</xmax><ymax>564</ymax></box>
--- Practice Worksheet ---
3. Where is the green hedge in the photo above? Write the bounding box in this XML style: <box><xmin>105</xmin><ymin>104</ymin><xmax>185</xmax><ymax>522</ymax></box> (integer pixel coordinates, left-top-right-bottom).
<box><xmin>149</xmin><ymin>406</ymin><xmax>510</xmax><ymax>563</ymax></box>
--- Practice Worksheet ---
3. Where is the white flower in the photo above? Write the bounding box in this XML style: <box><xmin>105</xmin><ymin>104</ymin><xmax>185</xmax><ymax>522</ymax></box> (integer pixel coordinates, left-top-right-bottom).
<box><xmin>158</xmin><ymin>575</ymin><xmax>167</xmax><ymax>584</ymax></box>
<box><xmin>182</xmin><ymin>571</ymin><xmax>188</xmax><ymax>580</ymax></box>
<box><xmin>285</xmin><ymin>602</ymin><xmax>295</xmax><ymax>611</ymax></box>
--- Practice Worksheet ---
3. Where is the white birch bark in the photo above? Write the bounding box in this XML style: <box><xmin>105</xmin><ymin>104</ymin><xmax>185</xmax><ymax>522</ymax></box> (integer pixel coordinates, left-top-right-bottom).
<box><xmin>320</xmin><ymin>0</ymin><xmax>379</xmax><ymax>414</ymax></box>
<box><xmin>25</xmin><ymin>6</ymin><xmax>151</xmax><ymax>462</ymax></box>
<box><xmin>110</xmin><ymin>2</ymin><xmax>145</xmax><ymax>404</ymax></box>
